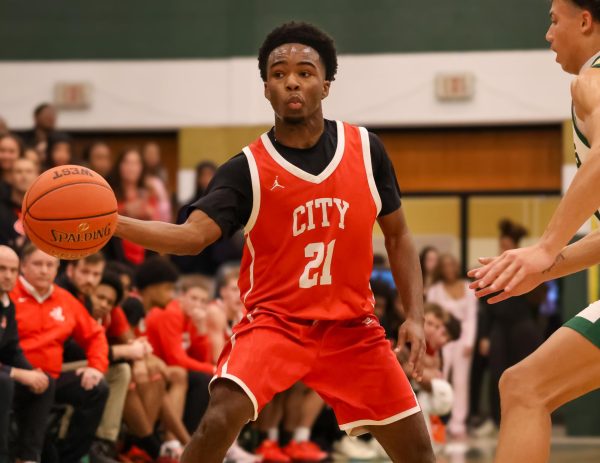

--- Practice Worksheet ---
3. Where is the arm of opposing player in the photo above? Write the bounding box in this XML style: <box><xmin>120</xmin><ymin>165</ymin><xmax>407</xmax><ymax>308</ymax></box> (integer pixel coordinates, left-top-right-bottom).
<box><xmin>115</xmin><ymin>209</ymin><xmax>221</xmax><ymax>256</ymax></box>
<box><xmin>476</xmin><ymin>228</ymin><xmax>600</xmax><ymax>303</ymax></box>
<box><xmin>539</xmin><ymin>70</ymin><xmax>600</xmax><ymax>255</ymax></box>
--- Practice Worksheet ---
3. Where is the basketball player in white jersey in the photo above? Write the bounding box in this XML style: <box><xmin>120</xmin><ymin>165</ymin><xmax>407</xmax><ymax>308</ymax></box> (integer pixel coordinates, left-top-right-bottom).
<box><xmin>469</xmin><ymin>1</ymin><xmax>600</xmax><ymax>461</ymax></box>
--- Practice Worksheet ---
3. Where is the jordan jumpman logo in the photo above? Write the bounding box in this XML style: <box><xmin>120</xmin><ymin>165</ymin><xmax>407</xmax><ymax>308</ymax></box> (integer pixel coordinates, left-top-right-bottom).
<box><xmin>270</xmin><ymin>176</ymin><xmax>285</xmax><ymax>190</ymax></box>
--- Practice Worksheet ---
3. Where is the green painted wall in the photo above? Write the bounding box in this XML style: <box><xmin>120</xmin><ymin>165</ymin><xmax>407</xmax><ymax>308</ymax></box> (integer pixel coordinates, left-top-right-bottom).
<box><xmin>1</xmin><ymin>0</ymin><xmax>550</xmax><ymax>60</ymax></box>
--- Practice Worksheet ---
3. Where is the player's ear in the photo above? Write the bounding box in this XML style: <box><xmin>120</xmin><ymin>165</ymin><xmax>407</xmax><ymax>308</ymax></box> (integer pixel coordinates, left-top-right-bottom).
<box><xmin>581</xmin><ymin>10</ymin><xmax>594</xmax><ymax>33</ymax></box>
<box><xmin>264</xmin><ymin>81</ymin><xmax>270</xmax><ymax>100</ymax></box>
<box><xmin>322</xmin><ymin>80</ymin><xmax>331</xmax><ymax>100</ymax></box>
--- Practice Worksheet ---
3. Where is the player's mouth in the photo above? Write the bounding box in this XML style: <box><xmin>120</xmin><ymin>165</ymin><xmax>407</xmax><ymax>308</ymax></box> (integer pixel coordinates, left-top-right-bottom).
<box><xmin>286</xmin><ymin>95</ymin><xmax>304</xmax><ymax>110</ymax></box>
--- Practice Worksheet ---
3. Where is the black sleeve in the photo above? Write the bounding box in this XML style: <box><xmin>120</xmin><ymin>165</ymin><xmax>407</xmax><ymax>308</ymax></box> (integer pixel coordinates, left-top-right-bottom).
<box><xmin>0</xmin><ymin>304</ymin><xmax>33</xmax><ymax>371</ymax></box>
<box><xmin>369</xmin><ymin>132</ymin><xmax>402</xmax><ymax>217</ymax></box>
<box><xmin>188</xmin><ymin>153</ymin><xmax>253</xmax><ymax>238</ymax></box>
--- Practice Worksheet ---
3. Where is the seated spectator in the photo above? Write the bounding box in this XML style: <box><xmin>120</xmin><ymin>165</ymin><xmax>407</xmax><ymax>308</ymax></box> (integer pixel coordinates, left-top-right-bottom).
<box><xmin>213</xmin><ymin>267</ymin><xmax>245</xmax><ymax>338</ymax></box>
<box><xmin>142</xmin><ymin>142</ymin><xmax>168</xmax><ymax>185</ymax></box>
<box><xmin>0</xmin><ymin>133</ymin><xmax>25</xmax><ymax>196</ymax></box>
<box><xmin>106</xmin><ymin>148</ymin><xmax>157</xmax><ymax>265</ymax></box>
<box><xmin>21</xmin><ymin>103</ymin><xmax>58</xmax><ymax>159</ymax></box>
<box><xmin>89</xmin><ymin>271</ymin><xmax>151</xmax><ymax>461</ymax></box>
<box><xmin>0</xmin><ymin>245</ymin><xmax>53</xmax><ymax>463</ymax></box>
<box><xmin>82</xmin><ymin>141</ymin><xmax>113</xmax><ymax>178</ymax></box>
<box><xmin>11</xmin><ymin>244</ymin><xmax>109</xmax><ymax>462</ymax></box>
<box><xmin>125</xmin><ymin>257</ymin><xmax>192</xmax><ymax>459</ymax></box>
<box><xmin>0</xmin><ymin>157</ymin><xmax>38</xmax><ymax>252</ymax></box>
<box><xmin>186</xmin><ymin>161</ymin><xmax>217</xmax><ymax>205</ymax></box>
<box><xmin>146</xmin><ymin>277</ymin><xmax>226</xmax><ymax>437</ymax></box>
<box><xmin>146</xmin><ymin>279</ymin><xmax>216</xmax><ymax>374</ymax></box>
<box><xmin>58</xmin><ymin>252</ymin><xmax>106</xmax><ymax>311</ymax></box>
<box><xmin>44</xmin><ymin>132</ymin><xmax>74</xmax><ymax>170</ymax></box>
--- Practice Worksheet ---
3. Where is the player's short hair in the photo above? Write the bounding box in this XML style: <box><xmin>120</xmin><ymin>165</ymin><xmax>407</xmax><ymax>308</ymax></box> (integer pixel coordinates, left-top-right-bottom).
<box><xmin>258</xmin><ymin>21</ymin><xmax>338</xmax><ymax>82</ymax></box>
<box><xmin>99</xmin><ymin>270</ymin><xmax>124</xmax><ymax>306</ymax></box>
<box><xmin>569</xmin><ymin>0</ymin><xmax>600</xmax><ymax>22</ymax></box>
<box><xmin>135</xmin><ymin>256</ymin><xmax>179</xmax><ymax>290</ymax></box>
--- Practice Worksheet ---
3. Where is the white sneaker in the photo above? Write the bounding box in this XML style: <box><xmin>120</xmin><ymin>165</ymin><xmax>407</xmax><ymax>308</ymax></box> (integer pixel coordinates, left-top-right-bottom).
<box><xmin>332</xmin><ymin>436</ymin><xmax>378</xmax><ymax>461</ymax></box>
<box><xmin>470</xmin><ymin>418</ymin><xmax>497</xmax><ymax>438</ymax></box>
<box><xmin>224</xmin><ymin>441</ymin><xmax>262</xmax><ymax>463</ymax></box>
<box><xmin>367</xmin><ymin>439</ymin><xmax>390</xmax><ymax>460</ymax></box>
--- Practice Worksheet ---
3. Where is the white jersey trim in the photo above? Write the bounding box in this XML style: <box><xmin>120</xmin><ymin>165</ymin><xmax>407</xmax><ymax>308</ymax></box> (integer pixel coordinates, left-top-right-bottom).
<box><xmin>260</xmin><ymin>120</ymin><xmax>346</xmax><ymax>184</ymax></box>
<box><xmin>242</xmin><ymin>147</ymin><xmax>261</xmax><ymax>234</ymax></box>
<box><xmin>242</xmin><ymin>236</ymin><xmax>255</xmax><ymax>304</ymax></box>
<box><xmin>359</xmin><ymin>127</ymin><xmax>382</xmax><ymax>215</ymax></box>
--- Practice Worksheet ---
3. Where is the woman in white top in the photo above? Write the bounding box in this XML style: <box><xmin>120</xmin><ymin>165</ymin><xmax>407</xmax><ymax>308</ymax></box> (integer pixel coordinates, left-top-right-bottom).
<box><xmin>427</xmin><ymin>253</ymin><xmax>477</xmax><ymax>437</ymax></box>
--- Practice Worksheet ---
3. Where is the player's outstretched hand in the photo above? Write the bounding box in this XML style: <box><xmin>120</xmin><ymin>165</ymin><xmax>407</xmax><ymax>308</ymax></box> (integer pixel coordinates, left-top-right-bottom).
<box><xmin>396</xmin><ymin>317</ymin><xmax>425</xmax><ymax>382</ymax></box>
<box><xmin>468</xmin><ymin>245</ymin><xmax>553</xmax><ymax>303</ymax></box>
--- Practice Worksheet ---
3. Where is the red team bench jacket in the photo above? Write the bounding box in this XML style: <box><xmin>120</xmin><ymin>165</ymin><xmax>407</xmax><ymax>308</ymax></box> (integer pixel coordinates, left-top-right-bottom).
<box><xmin>11</xmin><ymin>277</ymin><xmax>109</xmax><ymax>378</ymax></box>
<box><xmin>146</xmin><ymin>299</ymin><xmax>215</xmax><ymax>374</ymax></box>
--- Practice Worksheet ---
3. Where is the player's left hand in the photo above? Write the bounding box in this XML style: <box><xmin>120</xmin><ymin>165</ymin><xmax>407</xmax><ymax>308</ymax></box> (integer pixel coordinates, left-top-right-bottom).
<box><xmin>468</xmin><ymin>244</ymin><xmax>555</xmax><ymax>302</ymax></box>
<box><xmin>77</xmin><ymin>367</ymin><xmax>104</xmax><ymax>390</ymax></box>
<box><xmin>395</xmin><ymin>317</ymin><xmax>426</xmax><ymax>382</ymax></box>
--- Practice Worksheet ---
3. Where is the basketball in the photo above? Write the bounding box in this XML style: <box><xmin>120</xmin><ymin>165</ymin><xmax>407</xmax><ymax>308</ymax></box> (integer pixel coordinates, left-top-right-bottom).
<box><xmin>22</xmin><ymin>165</ymin><xmax>118</xmax><ymax>260</ymax></box>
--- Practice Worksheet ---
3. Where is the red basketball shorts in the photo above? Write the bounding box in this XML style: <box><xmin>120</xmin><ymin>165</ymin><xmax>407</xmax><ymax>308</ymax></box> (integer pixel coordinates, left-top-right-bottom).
<box><xmin>210</xmin><ymin>310</ymin><xmax>420</xmax><ymax>436</ymax></box>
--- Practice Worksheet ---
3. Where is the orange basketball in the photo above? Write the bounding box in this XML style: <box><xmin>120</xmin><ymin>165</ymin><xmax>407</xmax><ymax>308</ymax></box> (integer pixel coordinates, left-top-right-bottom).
<box><xmin>22</xmin><ymin>165</ymin><xmax>118</xmax><ymax>260</ymax></box>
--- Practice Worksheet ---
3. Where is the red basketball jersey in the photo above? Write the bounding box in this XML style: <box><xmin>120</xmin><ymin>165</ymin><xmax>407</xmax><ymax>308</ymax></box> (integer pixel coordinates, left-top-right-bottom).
<box><xmin>238</xmin><ymin>121</ymin><xmax>382</xmax><ymax>320</ymax></box>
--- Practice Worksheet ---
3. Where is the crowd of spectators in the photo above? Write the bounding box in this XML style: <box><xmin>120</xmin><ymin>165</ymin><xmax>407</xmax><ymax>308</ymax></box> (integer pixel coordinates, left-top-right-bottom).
<box><xmin>0</xmin><ymin>104</ymin><xmax>559</xmax><ymax>462</ymax></box>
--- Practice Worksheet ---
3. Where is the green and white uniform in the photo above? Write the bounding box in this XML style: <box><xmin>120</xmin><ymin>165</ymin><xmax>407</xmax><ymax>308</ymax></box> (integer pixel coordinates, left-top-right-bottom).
<box><xmin>564</xmin><ymin>51</ymin><xmax>600</xmax><ymax>348</ymax></box>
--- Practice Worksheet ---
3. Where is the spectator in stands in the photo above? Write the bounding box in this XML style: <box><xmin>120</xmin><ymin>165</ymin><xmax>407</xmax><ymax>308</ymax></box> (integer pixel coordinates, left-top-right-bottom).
<box><xmin>11</xmin><ymin>244</ymin><xmax>109</xmax><ymax>461</ymax></box>
<box><xmin>478</xmin><ymin>219</ymin><xmax>545</xmax><ymax>431</ymax></box>
<box><xmin>427</xmin><ymin>253</ymin><xmax>477</xmax><ymax>438</ymax></box>
<box><xmin>0</xmin><ymin>133</ymin><xmax>25</xmax><ymax>194</ymax></box>
<box><xmin>187</xmin><ymin>161</ymin><xmax>217</xmax><ymax>205</ymax></box>
<box><xmin>23</xmin><ymin>147</ymin><xmax>41</xmax><ymax>170</ymax></box>
<box><xmin>58</xmin><ymin>252</ymin><xmax>106</xmax><ymax>312</ymax></box>
<box><xmin>0</xmin><ymin>245</ymin><xmax>53</xmax><ymax>463</ymax></box>
<box><xmin>22</xmin><ymin>103</ymin><xmax>58</xmax><ymax>158</ymax></box>
<box><xmin>420</xmin><ymin>246</ymin><xmax>439</xmax><ymax>297</ymax></box>
<box><xmin>371</xmin><ymin>278</ymin><xmax>403</xmax><ymax>342</ymax></box>
<box><xmin>89</xmin><ymin>271</ymin><xmax>151</xmax><ymax>461</ymax></box>
<box><xmin>82</xmin><ymin>141</ymin><xmax>113</xmax><ymax>178</ymax></box>
<box><xmin>146</xmin><ymin>278</ymin><xmax>222</xmax><ymax>435</ymax></box>
<box><xmin>106</xmin><ymin>148</ymin><xmax>156</xmax><ymax>265</ymax></box>
<box><xmin>142</xmin><ymin>142</ymin><xmax>168</xmax><ymax>185</ymax></box>
<box><xmin>141</xmin><ymin>142</ymin><xmax>171</xmax><ymax>223</ymax></box>
<box><xmin>0</xmin><ymin>157</ymin><xmax>38</xmax><ymax>252</ymax></box>
<box><xmin>214</xmin><ymin>267</ymin><xmax>245</xmax><ymax>337</ymax></box>
<box><xmin>132</xmin><ymin>256</ymin><xmax>192</xmax><ymax>459</ymax></box>
<box><xmin>44</xmin><ymin>132</ymin><xmax>74</xmax><ymax>170</ymax></box>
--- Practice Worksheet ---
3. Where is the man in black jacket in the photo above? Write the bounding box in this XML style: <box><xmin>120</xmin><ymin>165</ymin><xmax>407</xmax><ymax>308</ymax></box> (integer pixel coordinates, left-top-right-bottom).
<box><xmin>0</xmin><ymin>245</ymin><xmax>54</xmax><ymax>463</ymax></box>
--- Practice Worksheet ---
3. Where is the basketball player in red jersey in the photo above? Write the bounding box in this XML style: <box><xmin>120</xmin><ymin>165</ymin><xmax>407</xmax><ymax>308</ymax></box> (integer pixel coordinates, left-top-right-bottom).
<box><xmin>115</xmin><ymin>22</ymin><xmax>433</xmax><ymax>462</ymax></box>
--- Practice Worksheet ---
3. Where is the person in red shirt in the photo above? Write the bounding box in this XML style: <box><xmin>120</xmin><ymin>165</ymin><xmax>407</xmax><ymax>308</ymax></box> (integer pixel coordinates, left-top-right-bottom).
<box><xmin>0</xmin><ymin>245</ymin><xmax>52</xmax><ymax>463</ymax></box>
<box><xmin>115</xmin><ymin>23</ymin><xmax>431</xmax><ymax>463</ymax></box>
<box><xmin>146</xmin><ymin>280</ymin><xmax>215</xmax><ymax>374</ymax></box>
<box><xmin>12</xmin><ymin>243</ymin><xmax>109</xmax><ymax>462</ymax></box>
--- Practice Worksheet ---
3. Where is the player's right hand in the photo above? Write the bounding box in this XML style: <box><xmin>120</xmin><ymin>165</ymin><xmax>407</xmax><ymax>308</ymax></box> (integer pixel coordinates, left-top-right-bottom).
<box><xmin>396</xmin><ymin>317</ymin><xmax>426</xmax><ymax>382</ymax></box>
<box><xmin>468</xmin><ymin>256</ymin><xmax>545</xmax><ymax>303</ymax></box>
